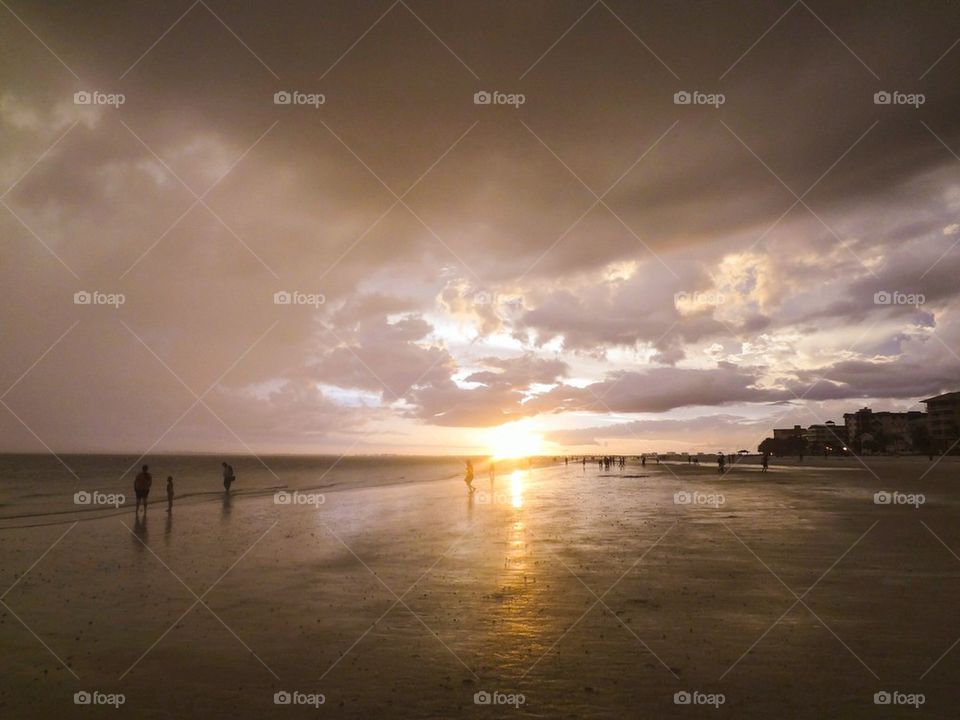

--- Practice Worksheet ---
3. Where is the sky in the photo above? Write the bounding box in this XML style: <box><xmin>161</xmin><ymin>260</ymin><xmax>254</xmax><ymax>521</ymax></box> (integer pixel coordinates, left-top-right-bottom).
<box><xmin>1</xmin><ymin>0</ymin><xmax>959</xmax><ymax>456</ymax></box>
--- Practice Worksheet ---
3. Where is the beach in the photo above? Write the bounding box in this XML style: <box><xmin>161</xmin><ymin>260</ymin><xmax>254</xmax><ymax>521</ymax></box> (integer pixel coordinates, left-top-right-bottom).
<box><xmin>2</xmin><ymin>455</ymin><xmax>960</xmax><ymax>718</ymax></box>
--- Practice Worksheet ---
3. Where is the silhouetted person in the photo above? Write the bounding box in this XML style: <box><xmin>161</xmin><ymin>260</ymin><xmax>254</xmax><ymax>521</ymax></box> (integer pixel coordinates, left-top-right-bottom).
<box><xmin>222</xmin><ymin>462</ymin><xmax>235</xmax><ymax>492</ymax></box>
<box><xmin>134</xmin><ymin>464</ymin><xmax>152</xmax><ymax>512</ymax></box>
<box><xmin>166</xmin><ymin>476</ymin><xmax>174</xmax><ymax>513</ymax></box>
<box><xmin>718</xmin><ymin>454</ymin><xmax>725</xmax><ymax>474</ymax></box>
<box><xmin>762</xmin><ymin>453</ymin><xmax>769</xmax><ymax>473</ymax></box>
<box><xmin>464</xmin><ymin>459</ymin><xmax>475</xmax><ymax>493</ymax></box>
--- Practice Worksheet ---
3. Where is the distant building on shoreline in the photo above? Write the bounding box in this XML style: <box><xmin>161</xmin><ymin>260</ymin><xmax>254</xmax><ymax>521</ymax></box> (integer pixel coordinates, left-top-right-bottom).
<box><xmin>758</xmin><ymin>390</ymin><xmax>960</xmax><ymax>456</ymax></box>
<box><xmin>773</xmin><ymin>425</ymin><xmax>804</xmax><ymax>441</ymax></box>
<box><xmin>804</xmin><ymin>421</ymin><xmax>846</xmax><ymax>453</ymax></box>
<box><xmin>843</xmin><ymin>407</ymin><xmax>927</xmax><ymax>454</ymax></box>
<box><xmin>921</xmin><ymin>392</ymin><xmax>960</xmax><ymax>453</ymax></box>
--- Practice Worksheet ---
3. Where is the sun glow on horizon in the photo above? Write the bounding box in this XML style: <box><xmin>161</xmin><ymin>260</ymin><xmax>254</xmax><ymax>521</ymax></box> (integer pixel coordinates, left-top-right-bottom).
<box><xmin>486</xmin><ymin>420</ymin><xmax>544</xmax><ymax>461</ymax></box>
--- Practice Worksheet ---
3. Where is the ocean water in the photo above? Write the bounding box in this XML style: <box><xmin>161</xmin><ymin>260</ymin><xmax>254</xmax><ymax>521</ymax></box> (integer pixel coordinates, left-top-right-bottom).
<box><xmin>0</xmin><ymin>454</ymin><xmax>469</xmax><ymax>529</ymax></box>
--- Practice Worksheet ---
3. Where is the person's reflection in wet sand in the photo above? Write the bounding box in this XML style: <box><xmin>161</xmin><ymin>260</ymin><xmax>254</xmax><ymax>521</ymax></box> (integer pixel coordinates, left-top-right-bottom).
<box><xmin>132</xmin><ymin>512</ymin><xmax>148</xmax><ymax>548</ymax></box>
<box><xmin>164</xmin><ymin>512</ymin><xmax>172</xmax><ymax>543</ymax></box>
<box><xmin>467</xmin><ymin>488</ymin><xmax>475</xmax><ymax>517</ymax></box>
<box><xmin>221</xmin><ymin>490</ymin><xmax>232</xmax><ymax>520</ymax></box>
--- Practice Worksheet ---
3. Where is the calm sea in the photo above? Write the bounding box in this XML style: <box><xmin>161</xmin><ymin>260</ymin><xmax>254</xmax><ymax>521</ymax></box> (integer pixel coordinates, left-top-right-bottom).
<box><xmin>0</xmin><ymin>454</ymin><xmax>469</xmax><ymax>529</ymax></box>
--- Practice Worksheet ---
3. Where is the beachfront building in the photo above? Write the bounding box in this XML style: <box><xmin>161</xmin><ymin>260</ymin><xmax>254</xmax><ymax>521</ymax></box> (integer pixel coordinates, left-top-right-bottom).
<box><xmin>803</xmin><ymin>421</ymin><xmax>845</xmax><ymax>453</ymax></box>
<box><xmin>920</xmin><ymin>392</ymin><xmax>960</xmax><ymax>453</ymax></box>
<box><xmin>759</xmin><ymin>425</ymin><xmax>807</xmax><ymax>456</ymax></box>
<box><xmin>843</xmin><ymin>407</ymin><xmax>927</xmax><ymax>453</ymax></box>
<box><xmin>773</xmin><ymin>425</ymin><xmax>804</xmax><ymax>441</ymax></box>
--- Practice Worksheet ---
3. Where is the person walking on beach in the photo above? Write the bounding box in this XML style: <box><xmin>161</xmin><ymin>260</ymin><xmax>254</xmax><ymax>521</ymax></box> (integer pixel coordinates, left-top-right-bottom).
<box><xmin>134</xmin><ymin>464</ymin><xmax>152</xmax><ymax>512</ymax></box>
<box><xmin>166</xmin><ymin>476</ymin><xmax>174</xmax><ymax>513</ymax></box>
<box><xmin>761</xmin><ymin>453</ymin><xmax>769</xmax><ymax>473</ymax></box>
<box><xmin>718</xmin><ymin>454</ymin><xmax>725</xmax><ymax>474</ymax></box>
<box><xmin>222</xmin><ymin>462</ymin><xmax>235</xmax><ymax>492</ymax></box>
<box><xmin>464</xmin><ymin>459</ymin><xmax>475</xmax><ymax>493</ymax></box>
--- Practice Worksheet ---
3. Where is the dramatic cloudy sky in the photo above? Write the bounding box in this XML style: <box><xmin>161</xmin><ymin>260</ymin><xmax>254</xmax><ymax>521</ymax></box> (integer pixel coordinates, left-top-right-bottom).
<box><xmin>2</xmin><ymin>0</ymin><xmax>959</xmax><ymax>455</ymax></box>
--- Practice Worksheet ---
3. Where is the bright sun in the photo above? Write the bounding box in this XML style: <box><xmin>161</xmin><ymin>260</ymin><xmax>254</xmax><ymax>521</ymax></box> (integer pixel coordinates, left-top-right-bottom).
<box><xmin>486</xmin><ymin>420</ymin><xmax>544</xmax><ymax>460</ymax></box>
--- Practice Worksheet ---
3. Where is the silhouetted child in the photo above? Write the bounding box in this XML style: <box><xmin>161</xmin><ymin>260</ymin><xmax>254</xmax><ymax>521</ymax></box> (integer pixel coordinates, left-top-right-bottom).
<box><xmin>166</xmin><ymin>476</ymin><xmax>174</xmax><ymax>513</ymax></box>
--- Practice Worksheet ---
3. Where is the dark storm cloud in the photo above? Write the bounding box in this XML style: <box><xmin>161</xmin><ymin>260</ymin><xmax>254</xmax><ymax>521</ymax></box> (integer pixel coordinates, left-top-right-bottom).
<box><xmin>529</xmin><ymin>362</ymin><xmax>783</xmax><ymax>415</ymax></box>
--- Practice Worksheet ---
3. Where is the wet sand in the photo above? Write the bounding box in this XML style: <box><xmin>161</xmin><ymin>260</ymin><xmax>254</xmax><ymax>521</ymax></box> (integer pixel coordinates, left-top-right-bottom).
<box><xmin>2</xmin><ymin>457</ymin><xmax>960</xmax><ymax>718</ymax></box>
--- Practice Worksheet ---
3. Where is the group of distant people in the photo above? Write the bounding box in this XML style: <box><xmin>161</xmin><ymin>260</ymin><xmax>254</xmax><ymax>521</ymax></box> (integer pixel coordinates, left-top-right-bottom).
<box><xmin>132</xmin><ymin>461</ymin><xmax>235</xmax><ymax>513</ymax></box>
<box><xmin>460</xmin><ymin>451</ymin><xmax>777</xmax><ymax>494</ymax></box>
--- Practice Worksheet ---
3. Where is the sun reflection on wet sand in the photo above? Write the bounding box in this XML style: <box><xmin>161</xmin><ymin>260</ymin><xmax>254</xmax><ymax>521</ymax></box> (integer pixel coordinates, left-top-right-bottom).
<box><xmin>511</xmin><ymin>469</ymin><xmax>524</xmax><ymax>508</ymax></box>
